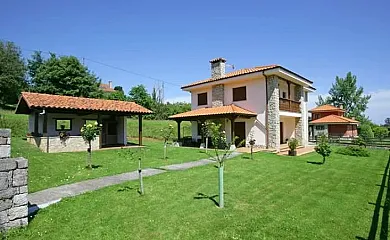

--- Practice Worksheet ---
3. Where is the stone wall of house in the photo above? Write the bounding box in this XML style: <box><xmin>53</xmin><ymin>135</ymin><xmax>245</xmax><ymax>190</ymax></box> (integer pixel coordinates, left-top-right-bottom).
<box><xmin>0</xmin><ymin>129</ymin><xmax>28</xmax><ymax>230</ymax></box>
<box><xmin>27</xmin><ymin>136</ymin><xmax>100</xmax><ymax>153</ymax></box>
<box><xmin>212</xmin><ymin>84</ymin><xmax>224</xmax><ymax>107</ymax></box>
<box><xmin>267</xmin><ymin>75</ymin><xmax>280</xmax><ymax>150</ymax></box>
<box><xmin>294</xmin><ymin>85</ymin><xmax>304</xmax><ymax>145</ymax></box>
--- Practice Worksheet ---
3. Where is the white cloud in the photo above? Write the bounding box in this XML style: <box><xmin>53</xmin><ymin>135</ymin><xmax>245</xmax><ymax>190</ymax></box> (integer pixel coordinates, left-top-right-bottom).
<box><xmin>308</xmin><ymin>90</ymin><xmax>390</xmax><ymax>124</ymax></box>
<box><xmin>165</xmin><ymin>95</ymin><xmax>191</xmax><ymax>104</ymax></box>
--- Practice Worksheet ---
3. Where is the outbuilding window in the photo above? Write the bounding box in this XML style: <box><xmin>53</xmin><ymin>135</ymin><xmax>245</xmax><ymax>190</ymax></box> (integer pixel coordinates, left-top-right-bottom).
<box><xmin>315</xmin><ymin>125</ymin><xmax>325</xmax><ymax>130</ymax></box>
<box><xmin>198</xmin><ymin>92</ymin><xmax>208</xmax><ymax>106</ymax></box>
<box><xmin>55</xmin><ymin>119</ymin><xmax>72</xmax><ymax>131</ymax></box>
<box><xmin>233</xmin><ymin>86</ymin><xmax>247</xmax><ymax>101</ymax></box>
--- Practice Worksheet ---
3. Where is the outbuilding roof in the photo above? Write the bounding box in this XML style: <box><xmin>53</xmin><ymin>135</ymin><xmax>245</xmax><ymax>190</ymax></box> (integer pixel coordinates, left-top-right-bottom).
<box><xmin>309</xmin><ymin>104</ymin><xmax>345</xmax><ymax>113</ymax></box>
<box><xmin>309</xmin><ymin>114</ymin><xmax>359</xmax><ymax>124</ymax></box>
<box><xmin>15</xmin><ymin>92</ymin><xmax>152</xmax><ymax>115</ymax></box>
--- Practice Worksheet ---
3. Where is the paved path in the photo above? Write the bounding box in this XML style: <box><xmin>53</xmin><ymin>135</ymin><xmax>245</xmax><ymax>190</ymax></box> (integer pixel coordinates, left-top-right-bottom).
<box><xmin>28</xmin><ymin>152</ymin><xmax>241</xmax><ymax>208</ymax></box>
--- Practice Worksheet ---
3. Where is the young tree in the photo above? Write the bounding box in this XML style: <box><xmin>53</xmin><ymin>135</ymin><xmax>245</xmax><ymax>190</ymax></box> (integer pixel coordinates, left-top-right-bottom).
<box><xmin>80</xmin><ymin>122</ymin><xmax>102</xmax><ymax>169</ymax></box>
<box><xmin>30</xmin><ymin>53</ymin><xmax>102</xmax><ymax>98</ymax></box>
<box><xmin>373</xmin><ymin>126</ymin><xmax>389</xmax><ymax>141</ymax></box>
<box><xmin>119</xmin><ymin>148</ymin><xmax>144</xmax><ymax>195</ymax></box>
<box><xmin>316</xmin><ymin>72</ymin><xmax>371</xmax><ymax>122</ymax></box>
<box><xmin>0</xmin><ymin>41</ymin><xmax>27</xmax><ymax>106</ymax></box>
<box><xmin>207</xmin><ymin>122</ymin><xmax>235</xmax><ymax>208</ymax></box>
<box><xmin>359</xmin><ymin>124</ymin><xmax>374</xmax><ymax>142</ymax></box>
<box><xmin>201</xmin><ymin>121</ymin><xmax>210</xmax><ymax>153</ymax></box>
<box><xmin>248</xmin><ymin>130</ymin><xmax>256</xmax><ymax>159</ymax></box>
<box><xmin>315</xmin><ymin>135</ymin><xmax>332</xmax><ymax>164</ymax></box>
<box><xmin>161</xmin><ymin>124</ymin><xmax>174</xmax><ymax>160</ymax></box>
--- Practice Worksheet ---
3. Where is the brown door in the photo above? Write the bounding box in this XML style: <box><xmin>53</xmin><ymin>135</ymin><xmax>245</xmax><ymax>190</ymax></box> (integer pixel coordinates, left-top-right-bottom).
<box><xmin>234</xmin><ymin>122</ymin><xmax>246</xmax><ymax>146</ymax></box>
<box><xmin>280</xmin><ymin>122</ymin><xmax>284</xmax><ymax>144</ymax></box>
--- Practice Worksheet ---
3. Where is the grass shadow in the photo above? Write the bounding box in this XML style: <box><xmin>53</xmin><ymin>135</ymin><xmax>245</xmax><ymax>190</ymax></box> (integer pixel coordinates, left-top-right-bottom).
<box><xmin>27</xmin><ymin>202</ymin><xmax>40</xmax><ymax>223</ymax></box>
<box><xmin>307</xmin><ymin>161</ymin><xmax>323</xmax><ymax>165</ymax></box>
<box><xmin>117</xmin><ymin>186</ymin><xmax>134</xmax><ymax>192</ymax></box>
<box><xmin>85</xmin><ymin>165</ymin><xmax>103</xmax><ymax>169</ymax></box>
<box><xmin>194</xmin><ymin>192</ymin><xmax>219</xmax><ymax>207</ymax></box>
<box><xmin>356</xmin><ymin>154</ymin><xmax>390</xmax><ymax>239</ymax></box>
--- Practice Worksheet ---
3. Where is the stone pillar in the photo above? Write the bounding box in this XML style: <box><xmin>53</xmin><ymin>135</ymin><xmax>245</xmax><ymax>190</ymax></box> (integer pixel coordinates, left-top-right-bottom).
<box><xmin>210</xmin><ymin>57</ymin><xmax>226</xmax><ymax>79</ymax></box>
<box><xmin>267</xmin><ymin>76</ymin><xmax>280</xmax><ymax>150</ymax></box>
<box><xmin>294</xmin><ymin>85</ymin><xmax>305</xmax><ymax>145</ymax></box>
<box><xmin>212</xmin><ymin>84</ymin><xmax>224</xmax><ymax>107</ymax></box>
<box><xmin>0</xmin><ymin>129</ymin><xmax>28</xmax><ymax>230</ymax></box>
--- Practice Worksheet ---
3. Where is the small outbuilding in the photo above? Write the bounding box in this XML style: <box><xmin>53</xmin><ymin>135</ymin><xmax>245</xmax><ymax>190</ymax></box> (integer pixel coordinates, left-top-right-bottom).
<box><xmin>15</xmin><ymin>92</ymin><xmax>152</xmax><ymax>153</ymax></box>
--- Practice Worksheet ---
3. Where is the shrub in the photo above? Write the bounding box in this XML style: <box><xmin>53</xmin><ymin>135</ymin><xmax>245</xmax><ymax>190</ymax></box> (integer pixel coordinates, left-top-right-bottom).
<box><xmin>288</xmin><ymin>138</ymin><xmax>299</xmax><ymax>151</ymax></box>
<box><xmin>359</xmin><ymin>124</ymin><xmax>374</xmax><ymax>142</ymax></box>
<box><xmin>336</xmin><ymin>146</ymin><xmax>370</xmax><ymax>157</ymax></box>
<box><xmin>315</xmin><ymin>135</ymin><xmax>331</xmax><ymax>164</ymax></box>
<box><xmin>373</xmin><ymin>126</ymin><xmax>389</xmax><ymax>141</ymax></box>
<box><xmin>352</xmin><ymin>137</ymin><xmax>366</xmax><ymax>148</ymax></box>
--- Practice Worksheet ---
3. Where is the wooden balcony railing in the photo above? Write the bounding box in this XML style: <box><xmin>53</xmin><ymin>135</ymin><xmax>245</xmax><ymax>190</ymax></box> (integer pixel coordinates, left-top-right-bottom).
<box><xmin>279</xmin><ymin>98</ymin><xmax>301</xmax><ymax>113</ymax></box>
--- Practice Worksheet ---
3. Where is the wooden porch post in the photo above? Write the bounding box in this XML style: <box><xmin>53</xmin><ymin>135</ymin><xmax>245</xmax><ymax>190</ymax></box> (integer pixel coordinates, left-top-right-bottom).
<box><xmin>43</xmin><ymin>111</ymin><xmax>48</xmax><ymax>135</ymax></box>
<box><xmin>138</xmin><ymin>114</ymin><xmax>143</xmax><ymax>146</ymax></box>
<box><xmin>177</xmin><ymin>120</ymin><xmax>182</xmax><ymax>141</ymax></box>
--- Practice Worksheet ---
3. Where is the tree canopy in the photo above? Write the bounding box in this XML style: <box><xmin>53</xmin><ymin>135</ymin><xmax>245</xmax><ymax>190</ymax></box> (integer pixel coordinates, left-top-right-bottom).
<box><xmin>128</xmin><ymin>85</ymin><xmax>154</xmax><ymax>110</ymax></box>
<box><xmin>316</xmin><ymin>72</ymin><xmax>371</xmax><ymax>122</ymax></box>
<box><xmin>0</xmin><ymin>41</ymin><xmax>27</xmax><ymax>105</ymax></box>
<box><xmin>28</xmin><ymin>52</ymin><xmax>102</xmax><ymax>98</ymax></box>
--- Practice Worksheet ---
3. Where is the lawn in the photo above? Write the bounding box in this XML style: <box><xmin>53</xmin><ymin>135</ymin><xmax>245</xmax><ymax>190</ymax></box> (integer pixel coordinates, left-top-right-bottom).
<box><xmin>11</xmin><ymin>137</ymin><xmax>214</xmax><ymax>193</ymax></box>
<box><xmin>8</xmin><ymin>148</ymin><xmax>390</xmax><ymax>239</ymax></box>
<box><xmin>127</xmin><ymin>119</ymin><xmax>192</xmax><ymax>139</ymax></box>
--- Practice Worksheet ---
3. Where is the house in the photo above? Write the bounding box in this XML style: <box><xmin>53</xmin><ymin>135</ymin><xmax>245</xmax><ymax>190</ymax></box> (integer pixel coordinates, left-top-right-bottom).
<box><xmin>169</xmin><ymin>58</ymin><xmax>315</xmax><ymax>151</ymax></box>
<box><xmin>99</xmin><ymin>81</ymin><xmax>116</xmax><ymax>92</ymax></box>
<box><xmin>15</xmin><ymin>92</ymin><xmax>152</xmax><ymax>153</ymax></box>
<box><xmin>308</xmin><ymin>104</ymin><xmax>359</xmax><ymax>139</ymax></box>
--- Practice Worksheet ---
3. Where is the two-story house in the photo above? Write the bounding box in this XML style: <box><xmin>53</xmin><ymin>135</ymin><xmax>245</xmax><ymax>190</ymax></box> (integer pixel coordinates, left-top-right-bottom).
<box><xmin>308</xmin><ymin>104</ymin><xmax>359</xmax><ymax>139</ymax></box>
<box><xmin>169</xmin><ymin>58</ymin><xmax>315</xmax><ymax>151</ymax></box>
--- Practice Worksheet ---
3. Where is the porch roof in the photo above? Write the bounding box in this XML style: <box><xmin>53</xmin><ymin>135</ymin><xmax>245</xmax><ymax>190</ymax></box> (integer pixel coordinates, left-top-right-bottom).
<box><xmin>15</xmin><ymin>92</ymin><xmax>153</xmax><ymax>115</ymax></box>
<box><xmin>309</xmin><ymin>114</ymin><xmax>359</xmax><ymax>125</ymax></box>
<box><xmin>168</xmin><ymin>104</ymin><xmax>257</xmax><ymax>121</ymax></box>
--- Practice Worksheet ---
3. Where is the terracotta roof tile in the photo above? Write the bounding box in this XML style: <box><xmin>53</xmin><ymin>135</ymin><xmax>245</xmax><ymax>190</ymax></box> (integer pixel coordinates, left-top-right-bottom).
<box><xmin>16</xmin><ymin>92</ymin><xmax>152</xmax><ymax>114</ymax></box>
<box><xmin>309</xmin><ymin>104</ymin><xmax>345</xmax><ymax>113</ymax></box>
<box><xmin>169</xmin><ymin>104</ymin><xmax>257</xmax><ymax>119</ymax></box>
<box><xmin>182</xmin><ymin>65</ymin><xmax>279</xmax><ymax>89</ymax></box>
<box><xmin>99</xmin><ymin>83</ymin><xmax>116</xmax><ymax>92</ymax></box>
<box><xmin>310</xmin><ymin>114</ymin><xmax>359</xmax><ymax>124</ymax></box>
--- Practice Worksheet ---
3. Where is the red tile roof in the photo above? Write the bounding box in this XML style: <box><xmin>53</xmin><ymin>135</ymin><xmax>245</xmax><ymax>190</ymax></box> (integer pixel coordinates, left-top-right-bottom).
<box><xmin>16</xmin><ymin>92</ymin><xmax>152</xmax><ymax>114</ymax></box>
<box><xmin>310</xmin><ymin>114</ymin><xmax>359</xmax><ymax>124</ymax></box>
<box><xmin>99</xmin><ymin>83</ymin><xmax>116</xmax><ymax>92</ymax></box>
<box><xmin>169</xmin><ymin>104</ymin><xmax>257</xmax><ymax>119</ymax></box>
<box><xmin>182</xmin><ymin>65</ymin><xmax>279</xmax><ymax>89</ymax></box>
<box><xmin>309</xmin><ymin>104</ymin><xmax>345</xmax><ymax>113</ymax></box>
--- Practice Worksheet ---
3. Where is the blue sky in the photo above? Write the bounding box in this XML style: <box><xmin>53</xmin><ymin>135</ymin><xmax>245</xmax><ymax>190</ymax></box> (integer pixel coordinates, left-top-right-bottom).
<box><xmin>1</xmin><ymin>0</ymin><xmax>389</xmax><ymax>123</ymax></box>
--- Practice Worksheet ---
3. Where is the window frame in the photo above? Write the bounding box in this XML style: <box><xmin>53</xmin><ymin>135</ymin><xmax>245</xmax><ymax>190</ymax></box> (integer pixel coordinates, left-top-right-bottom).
<box><xmin>232</xmin><ymin>86</ymin><xmax>247</xmax><ymax>102</ymax></box>
<box><xmin>315</xmin><ymin>125</ymin><xmax>325</xmax><ymax>130</ymax></box>
<box><xmin>55</xmin><ymin>119</ymin><xmax>73</xmax><ymax>131</ymax></box>
<box><xmin>197</xmin><ymin>92</ymin><xmax>208</xmax><ymax>106</ymax></box>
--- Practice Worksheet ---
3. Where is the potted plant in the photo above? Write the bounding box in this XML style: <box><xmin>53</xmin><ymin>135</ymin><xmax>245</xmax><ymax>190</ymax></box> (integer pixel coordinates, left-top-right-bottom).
<box><xmin>288</xmin><ymin>138</ymin><xmax>299</xmax><ymax>156</ymax></box>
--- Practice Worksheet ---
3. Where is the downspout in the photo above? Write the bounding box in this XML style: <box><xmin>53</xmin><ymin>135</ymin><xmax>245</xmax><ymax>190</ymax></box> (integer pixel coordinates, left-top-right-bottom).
<box><xmin>263</xmin><ymin>71</ymin><xmax>269</xmax><ymax>149</ymax></box>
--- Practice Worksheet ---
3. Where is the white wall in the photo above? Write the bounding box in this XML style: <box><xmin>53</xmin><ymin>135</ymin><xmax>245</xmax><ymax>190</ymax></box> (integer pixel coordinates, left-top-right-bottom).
<box><xmin>191</xmin><ymin>87</ymin><xmax>212</xmax><ymax>110</ymax></box>
<box><xmin>280</xmin><ymin>116</ymin><xmax>296</xmax><ymax>143</ymax></box>
<box><xmin>117</xmin><ymin>116</ymin><xmax>127</xmax><ymax>145</ymax></box>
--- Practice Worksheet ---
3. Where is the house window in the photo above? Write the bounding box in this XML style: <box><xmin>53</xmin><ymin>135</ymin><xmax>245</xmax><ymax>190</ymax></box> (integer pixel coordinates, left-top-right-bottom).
<box><xmin>315</xmin><ymin>125</ymin><xmax>325</xmax><ymax>130</ymax></box>
<box><xmin>55</xmin><ymin>119</ymin><xmax>72</xmax><ymax>131</ymax></box>
<box><xmin>233</xmin><ymin>86</ymin><xmax>246</xmax><ymax>101</ymax></box>
<box><xmin>282</xmin><ymin>92</ymin><xmax>287</xmax><ymax>99</ymax></box>
<box><xmin>198</xmin><ymin>92</ymin><xmax>207</xmax><ymax>106</ymax></box>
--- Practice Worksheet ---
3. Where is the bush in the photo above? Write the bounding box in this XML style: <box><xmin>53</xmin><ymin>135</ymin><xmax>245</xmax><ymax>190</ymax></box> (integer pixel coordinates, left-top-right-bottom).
<box><xmin>359</xmin><ymin>124</ymin><xmax>374</xmax><ymax>142</ymax></box>
<box><xmin>315</xmin><ymin>135</ymin><xmax>332</xmax><ymax>164</ymax></box>
<box><xmin>352</xmin><ymin>137</ymin><xmax>366</xmax><ymax>148</ymax></box>
<box><xmin>288</xmin><ymin>138</ymin><xmax>299</xmax><ymax>150</ymax></box>
<box><xmin>373</xmin><ymin>126</ymin><xmax>389</xmax><ymax>141</ymax></box>
<box><xmin>336</xmin><ymin>146</ymin><xmax>370</xmax><ymax>157</ymax></box>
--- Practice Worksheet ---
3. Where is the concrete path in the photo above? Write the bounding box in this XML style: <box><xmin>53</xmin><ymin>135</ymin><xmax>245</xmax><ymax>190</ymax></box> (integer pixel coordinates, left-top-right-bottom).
<box><xmin>28</xmin><ymin>151</ymin><xmax>241</xmax><ymax>208</ymax></box>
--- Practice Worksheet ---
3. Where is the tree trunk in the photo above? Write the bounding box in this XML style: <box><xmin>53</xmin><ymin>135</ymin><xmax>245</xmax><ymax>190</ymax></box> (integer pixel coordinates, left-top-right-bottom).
<box><xmin>205</xmin><ymin>137</ymin><xmax>208</xmax><ymax>153</ymax></box>
<box><xmin>164</xmin><ymin>142</ymin><xmax>167</xmax><ymax>160</ymax></box>
<box><xmin>138</xmin><ymin>157</ymin><xmax>144</xmax><ymax>195</ymax></box>
<box><xmin>88</xmin><ymin>141</ymin><xmax>92</xmax><ymax>169</ymax></box>
<box><xmin>323</xmin><ymin>156</ymin><xmax>326</xmax><ymax>164</ymax></box>
<box><xmin>250</xmin><ymin>145</ymin><xmax>253</xmax><ymax>159</ymax></box>
<box><xmin>218</xmin><ymin>164</ymin><xmax>224</xmax><ymax>208</ymax></box>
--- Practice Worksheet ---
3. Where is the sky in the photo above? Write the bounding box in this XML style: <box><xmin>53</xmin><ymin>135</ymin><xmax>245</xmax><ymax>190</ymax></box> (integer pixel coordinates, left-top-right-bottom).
<box><xmin>1</xmin><ymin>0</ymin><xmax>389</xmax><ymax>123</ymax></box>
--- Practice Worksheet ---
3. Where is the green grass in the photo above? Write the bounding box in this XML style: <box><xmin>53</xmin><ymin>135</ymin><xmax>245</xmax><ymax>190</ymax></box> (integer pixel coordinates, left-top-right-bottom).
<box><xmin>12</xmin><ymin>138</ymin><xmax>214</xmax><ymax>193</ymax></box>
<box><xmin>8</xmin><ymin>148</ymin><xmax>390</xmax><ymax>239</ymax></box>
<box><xmin>0</xmin><ymin>109</ymin><xmax>28</xmax><ymax>137</ymax></box>
<box><xmin>127</xmin><ymin>119</ymin><xmax>192</xmax><ymax>139</ymax></box>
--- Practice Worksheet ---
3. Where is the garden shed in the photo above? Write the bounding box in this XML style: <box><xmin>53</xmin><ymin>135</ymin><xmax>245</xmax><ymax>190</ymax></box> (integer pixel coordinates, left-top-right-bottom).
<box><xmin>15</xmin><ymin>92</ymin><xmax>152</xmax><ymax>153</ymax></box>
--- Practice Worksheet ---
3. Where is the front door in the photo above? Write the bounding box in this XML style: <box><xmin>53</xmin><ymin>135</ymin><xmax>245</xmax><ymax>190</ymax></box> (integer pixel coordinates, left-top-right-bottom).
<box><xmin>234</xmin><ymin>122</ymin><xmax>246</xmax><ymax>146</ymax></box>
<box><xmin>280</xmin><ymin>122</ymin><xmax>284</xmax><ymax>144</ymax></box>
<box><xmin>102</xmin><ymin>120</ymin><xmax>117</xmax><ymax>146</ymax></box>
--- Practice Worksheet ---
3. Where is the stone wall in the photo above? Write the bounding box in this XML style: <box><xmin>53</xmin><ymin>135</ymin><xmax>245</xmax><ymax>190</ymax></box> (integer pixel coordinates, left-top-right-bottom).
<box><xmin>267</xmin><ymin>76</ymin><xmax>280</xmax><ymax>150</ymax></box>
<box><xmin>212</xmin><ymin>84</ymin><xmax>224</xmax><ymax>107</ymax></box>
<box><xmin>294</xmin><ymin>85</ymin><xmax>304</xmax><ymax>145</ymax></box>
<box><xmin>0</xmin><ymin>129</ymin><xmax>28</xmax><ymax>230</ymax></box>
<box><xmin>27</xmin><ymin>135</ymin><xmax>100</xmax><ymax>153</ymax></box>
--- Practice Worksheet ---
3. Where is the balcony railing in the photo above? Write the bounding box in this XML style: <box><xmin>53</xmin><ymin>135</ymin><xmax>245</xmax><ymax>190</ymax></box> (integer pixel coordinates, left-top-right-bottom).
<box><xmin>279</xmin><ymin>98</ymin><xmax>301</xmax><ymax>113</ymax></box>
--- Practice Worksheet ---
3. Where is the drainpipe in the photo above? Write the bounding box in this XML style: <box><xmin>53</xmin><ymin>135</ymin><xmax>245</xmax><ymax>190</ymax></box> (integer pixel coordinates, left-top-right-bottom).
<box><xmin>263</xmin><ymin>71</ymin><xmax>269</xmax><ymax>148</ymax></box>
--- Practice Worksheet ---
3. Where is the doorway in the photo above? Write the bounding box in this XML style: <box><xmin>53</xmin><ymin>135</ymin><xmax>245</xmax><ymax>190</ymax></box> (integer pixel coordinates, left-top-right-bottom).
<box><xmin>102</xmin><ymin>120</ymin><xmax>117</xmax><ymax>146</ymax></box>
<box><xmin>280</xmin><ymin>122</ymin><xmax>284</xmax><ymax>144</ymax></box>
<box><xmin>234</xmin><ymin>122</ymin><xmax>246</xmax><ymax>146</ymax></box>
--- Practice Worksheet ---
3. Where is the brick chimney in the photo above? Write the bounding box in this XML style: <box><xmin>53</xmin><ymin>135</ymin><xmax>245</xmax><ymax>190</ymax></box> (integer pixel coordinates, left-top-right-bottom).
<box><xmin>108</xmin><ymin>81</ymin><xmax>113</xmax><ymax>89</ymax></box>
<box><xmin>210</xmin><ymin>57</ymin><xmax>226</xmax><ymax>79</ymax></box>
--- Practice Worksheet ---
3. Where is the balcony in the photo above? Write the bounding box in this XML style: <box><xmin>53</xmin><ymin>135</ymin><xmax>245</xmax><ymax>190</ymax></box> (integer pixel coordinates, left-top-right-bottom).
<box><xmin>279</xmin><ymin>98</ymin><xmax>300</xmax><ymax>113</ymax></box>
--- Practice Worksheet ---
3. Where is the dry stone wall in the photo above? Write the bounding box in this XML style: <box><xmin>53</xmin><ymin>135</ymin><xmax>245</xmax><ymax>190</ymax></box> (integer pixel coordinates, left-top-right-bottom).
<box><xmin>0</xmin><ymin>129</ymin><xmax>28</xmax><ymax>230</ymax></box>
